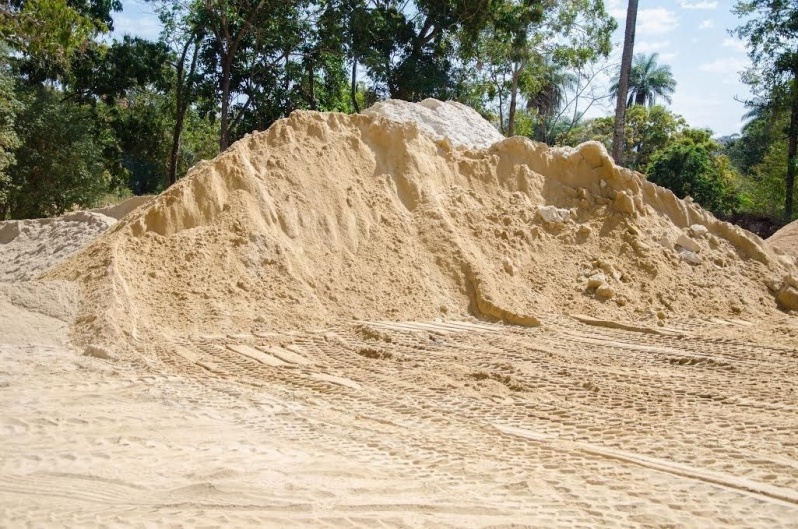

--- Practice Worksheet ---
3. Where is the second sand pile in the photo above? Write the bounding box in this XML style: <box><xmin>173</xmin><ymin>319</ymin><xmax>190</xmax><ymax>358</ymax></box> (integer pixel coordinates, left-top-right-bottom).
<box><xmin>769</xmin><ymin>219</ymin><xmax>798</xmax><ymax>261</ymax></box>
<box><xmin>44</xmin><ymin>101</ymin><xmax>796</xmax><ymax>352</ymax></box>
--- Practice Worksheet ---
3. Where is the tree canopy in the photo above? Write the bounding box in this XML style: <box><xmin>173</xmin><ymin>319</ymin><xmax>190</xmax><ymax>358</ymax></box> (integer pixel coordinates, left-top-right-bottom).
<box><xmin>0</xmin><ymin>0</ymin><xmax>794</xmax><ymax>232</ymax></box>
<box><xmin>610</xmin><ymin>52</ymin><xmax>676</xmax><ymax>108</ymax></box>
<box><xmin>733</xmin><ymin>0</ymin><xmax>798</xmax><ymax>220</ymax></box>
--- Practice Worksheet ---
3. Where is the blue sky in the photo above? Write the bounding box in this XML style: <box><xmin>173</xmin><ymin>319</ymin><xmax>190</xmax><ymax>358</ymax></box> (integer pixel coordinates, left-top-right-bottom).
<box><xmin>112</xmin><ymin>0</ymin><xmax>754</xmax><ymax>136</ymax></box>
<box><xmin>605</xmin><ymin>0</ymin><xmax>752</xmax><ymax>136</ymax></box>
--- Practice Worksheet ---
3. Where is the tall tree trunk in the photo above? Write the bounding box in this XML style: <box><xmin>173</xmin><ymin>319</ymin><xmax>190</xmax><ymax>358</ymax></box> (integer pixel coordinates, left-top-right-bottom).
<box><xmin>508</xmin><ymin>65</ymin><xmax>519</xmax><ymax>137</ymax></box>
<box><xmin>168</xmin><ymin>54</ymin><xmax>187</xmax><ymax>189</ymax></box>
<box><xmin>213</xmin><ymin>0</ymin><xmax>266</xmax><ymax>152</ymax></box>
<box><xmin>787</xmin><ymin>68</ymin><xmax>798</xmax><ymax>221</ymax></box>
<box><xmin>351</xmin><ymin>59</ymin><xmax>360</xmax><ymax>113</ymax></box>
<box><xmin>612</xmin><ymin>0</ymin><xmax>638</xmax><ymax>164</ymax></box>
<box><xmin>167</xmin><ymin>38</ymin><xmax>200</xmax><ymax>188</ymax></box>
<box><xmin>220</xmin><ymin>55</ymin><xmax>232</xmax><ymax>152</ymax></box>
<box><xmin>307</xmin><ymin>59</ymin><xmax>317</xmax><ymax>110</ymax></box>
<box><xmin>497</xmin><ymin>81</ymin><xmax>505</xmax><ymax>134</ymax></box>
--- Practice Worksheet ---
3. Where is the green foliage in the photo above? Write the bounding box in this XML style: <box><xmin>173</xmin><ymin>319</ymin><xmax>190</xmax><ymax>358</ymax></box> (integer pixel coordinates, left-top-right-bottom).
<box><xmin>733</xmin><ymin>1</ymin><xmax>798</xmax><ymax>92</ymax></box>
<box><xmin>112</xmin><ymin>87</ymin><xmax>172</xmax><ymax>195</ymax></box>
<box><xmin>4</xmin><ymin>86</ymin><xmax>112</xmax><ymax>219</ymax></box>
<box><xmin>559</xmin><ymin>105</ymin><xmax>684</xmax><ymax>170</ymax></box>
<box><xmin>331</xmin><ymin>0</ymin><xmax>504</xmax><ymax>102</ymax></box>
<box><xmin>2</xmin><ymin>0</ymin><xmax>122</xmax><ymax>84</ymax></box>
<box><xmin>739</xmin><ymin>136</ymin><xmax>793</xmax><ymax>219</ymax></box>
<box><xmin>727</xmin><ymin>99</ymin><xmax>784</xmax><ymax>174</ymax></box>
<box><xmin>466</xmin><ymin>0</ymin><xmax>615</xmax><ymax>135</ymax></box>
<box><xmin>179</xmin><ymin>109</ymin><xmax>219</xmax><ymax>170</ymax></box>
<box><xmin>624</xmin><ymin>105</ymin><xmax>683</xmax><ymax>169</ymax></box>
<box><xmin>69</xmin><ymin>37</ymin><xmax>170</xmax><ymax>103</ymax></box>
<box><xmin>610</xmin><ymin>52</ymin><xmax>676</xmax><ymax>107</ymax></box>
<box><xmin>733</xmin><ymin>0</ymin><xmax>798</xmax><ymax>220</ymax></box>
<box><xmin>647</xmin><ymin>141</ymin><xmax>740</xmax><ymax>216</ymax></box>
<box><xmin>0</xmin><ymin>57</ymin><xmax>21</xmax><ymax>217</ymax></box>
<box><xmin>1</xmin><ymin>0</ymin><xmax>96</xmax><ymax>71</ymax></box>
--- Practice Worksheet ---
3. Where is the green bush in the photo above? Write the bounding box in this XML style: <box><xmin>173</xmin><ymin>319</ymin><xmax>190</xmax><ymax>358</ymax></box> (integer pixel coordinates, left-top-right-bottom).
<box><xmin>647</xmin><ymin>142</ymin><xmax>740</xmax><ymax>216</ymax></box>
<box><xmin>5</xmin><ymin>87</ymin><xmax>111</xmax><ymax>219</ymax></box>
<box><xmin>0</xmin><ymin>58</ymin><xmax>21</xmax><ymax>219</ymax></box>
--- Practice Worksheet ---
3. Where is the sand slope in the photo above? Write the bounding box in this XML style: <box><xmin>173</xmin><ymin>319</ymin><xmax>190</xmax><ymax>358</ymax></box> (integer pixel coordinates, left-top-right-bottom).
<box><xmin>44</xmin><ymin>108</ymin><xmax>794</xmax><ymax>356</ymax></box>
<box><xmin>3</xmin><ymin>102</ymin><xmax>797</xmax><ymax>527</ymax></box>
<box><xmin>0</xmin><ymin>196</ymin><xmax>153</xmax><ymax>282</ymax></box>
<box><xmin>769</xmin><ymin>219</ymin><xmax>798</xmax><ymax>261</ymax></box>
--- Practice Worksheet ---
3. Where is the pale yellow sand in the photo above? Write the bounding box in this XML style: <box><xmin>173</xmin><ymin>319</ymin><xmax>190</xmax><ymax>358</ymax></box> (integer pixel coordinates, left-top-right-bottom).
<box><xmin>43</xmin><ymin>108</ymin><xmax>795</xmax><ymax>354</ymax></box>
<box><xmin>770</xmin><ymin>219</ymin><xmax>798</xmax><ymax>262</ymax></box>
<box><xmin>1</xmin><ymin>289</ymin><xmax>797</xmax><ymax>527</ymax></box>
<box><xmin>2</xmin><ymin>102</ymin><xmax>798</xmax><ymax>527</ymax></box>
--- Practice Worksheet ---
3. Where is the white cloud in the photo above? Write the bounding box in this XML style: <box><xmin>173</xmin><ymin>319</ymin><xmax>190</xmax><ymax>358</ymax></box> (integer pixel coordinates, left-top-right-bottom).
<box><xmin>698</xmin><ymin>57</ymin><xmax>748</xmax><ymax>83</ymax></box>
<box><xmin>112</xmin><ymin>14</ymin><xmax>161</xmax><ymax>41</ymax></box>
<box><xmin>699</xmin><ymin>57</ymin><xmax>747</xmax><ymax>74</ymax></box>
<box><xmin>636</xmin><ymin>40</ymin><xmax>671</xmax><ymax>53</ymax></box>
<box><xmin>660</xmin><ymin>52</ymin><xmax>680</xmax><ymax>62</ymax></box>
<box><xmin>638</xmin><ymin>8</ymin><xmax>679</xmax><ymax>35</ymax></box>
<box><xmin>698</xmin><ymin>19</ymin><xmax>714</xmax><ymax>29</ymax></box>
<box><xmin>677</xmin><ymin>1</ymin><xmax>718</xmax><ymax>8</ymax></box>
<box><xmin>606</xmin><ymin>0</ymin><xmax>627</xmax><ymax>19</ymax></box>
<box><xmin>112</xmin><ymin>0</ymin><xmax>162</xmax><ymax>41</ymax></box>
<box><xmin>722</xmin><ymin>37</ymin><xmax>747</xmax><ymax>53</ymax></box>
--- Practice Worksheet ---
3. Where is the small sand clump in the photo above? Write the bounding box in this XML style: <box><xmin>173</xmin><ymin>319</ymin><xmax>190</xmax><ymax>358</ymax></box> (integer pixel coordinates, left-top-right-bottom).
<box><xmin>41</xmin><ymin>102</ymin><xmax>794</xmax><ymax>353</ymax></box>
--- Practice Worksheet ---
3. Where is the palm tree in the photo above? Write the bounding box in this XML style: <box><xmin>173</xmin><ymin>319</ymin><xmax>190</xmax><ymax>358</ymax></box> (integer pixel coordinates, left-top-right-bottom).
<box><xmin>741</xmin><ymin>97</ymin><xmax>779</xmax><ymax>132</ymax></box>
<box><xmin>526</xmin><ymin>60</ymin><xmax>577</xmax><ymax>143</ymax></box>
<box><xmin>611</xmin><ymin>52</ymin><xmax>677</xmax><ymax>107</ymax></box>
<box><xmin>612</xmin><ymin>0</ymin><xmax>638</xmax><ymax>162</ymax></box>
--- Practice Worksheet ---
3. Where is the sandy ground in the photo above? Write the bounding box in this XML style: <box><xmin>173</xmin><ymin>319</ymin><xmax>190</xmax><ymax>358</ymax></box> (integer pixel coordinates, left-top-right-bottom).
<box><xmin>2</xmin><ymin>295</ymin><xmax>798</xmax><ymax>527</ymax></box>
<box><xmin>2</xmin><ymin>103</ymin><xmax>798</xmax><ymax>527</ymax></box>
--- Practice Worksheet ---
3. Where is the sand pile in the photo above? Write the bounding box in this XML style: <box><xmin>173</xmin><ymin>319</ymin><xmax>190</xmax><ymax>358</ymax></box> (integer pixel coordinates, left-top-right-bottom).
<box><xmin>364</xmin><ymin>99</ymin><xmax>504</xmax><ymax>149</ymax></box>
<box><xmin>0</xmin><ymin>280</ymin><xmax>79</xmax><ymax>346</ymax></box>
<box><xmin>88</xmin><ymin>195</ymin><xmax>153</xmax><ymax>221</ymax></box>
<box><xmin>769</xmin><ymin>220</ymin><xmax>798</xmax><ymax>261</ymax></box>
<box><xmin>44</xmin><ymin>102</ymin><xmax>796</xmax><ymax>352</ymax></box>
<box><xmin>0</xmin><ymin>196</ymin><xmax>152</xmax><ymax>282</ymax></box>
<box><xmin>0</xmin><ymin>211</ymin><xmax>115</xmax><ymax>282</ymax></box>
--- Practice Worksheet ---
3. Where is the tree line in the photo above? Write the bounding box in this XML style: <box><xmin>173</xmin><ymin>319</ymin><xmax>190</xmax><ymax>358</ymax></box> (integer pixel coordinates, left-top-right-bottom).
<box><xmin>0</xmin><ymin>0</ymin><xmax>795</xmax><ymax>233</ymax></box>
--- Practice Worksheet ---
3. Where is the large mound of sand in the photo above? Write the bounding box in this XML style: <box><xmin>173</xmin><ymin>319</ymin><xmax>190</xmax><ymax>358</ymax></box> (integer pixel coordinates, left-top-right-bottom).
<box><xmin>4</xmin><ymin>101</ymin><xmax>798</xmax><ymax>527</ymax></box>
<box><xmin>44</xmin><ymin>103</ymin><xmax>795</xmax><ymax>352</ymax></box>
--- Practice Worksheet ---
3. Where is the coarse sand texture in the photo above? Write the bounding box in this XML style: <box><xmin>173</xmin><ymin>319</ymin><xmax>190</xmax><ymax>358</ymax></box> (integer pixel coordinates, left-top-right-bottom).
<box><xmin>4</xmin><ymin>100</ymin><xmax>798</xmax><ymax>528</ymax></box>
<box><xmin>44</xmin><ymin>101</ymin><xmax>796</xmax><ymax>354</ymax></box>
<box><xmin>769</xmin><ymin>219</ymin><xmax>798</xmax><ymax>261</ymax></box>
<box><xmin>0</xmin><ymin>196</ymin><xmax>153</xmax><ymax>282</ymax></box>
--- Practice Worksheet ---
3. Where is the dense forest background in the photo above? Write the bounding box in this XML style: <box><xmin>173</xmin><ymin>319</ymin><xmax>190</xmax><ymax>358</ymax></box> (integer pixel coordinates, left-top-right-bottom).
<box><xmin>0</xmin><ymin>0</ymin><xmax>794</xmax><ymax>235</ymax></box>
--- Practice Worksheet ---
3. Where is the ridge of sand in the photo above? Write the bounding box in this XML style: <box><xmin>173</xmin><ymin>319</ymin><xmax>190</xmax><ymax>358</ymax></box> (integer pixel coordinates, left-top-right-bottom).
<box><xmin>43</xmin><ymin>105</ymin><xmax>795</xmax><ymax>354</ymax></box>
<box><xmin>769</xmin><ymin>219</ymin><xmax>798</xmax><ymax>261</ymax></box>
<box><xmin>3</xmin><ymin>101</ymin><xmax>798</xmax><ymax>528</ymax></box>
